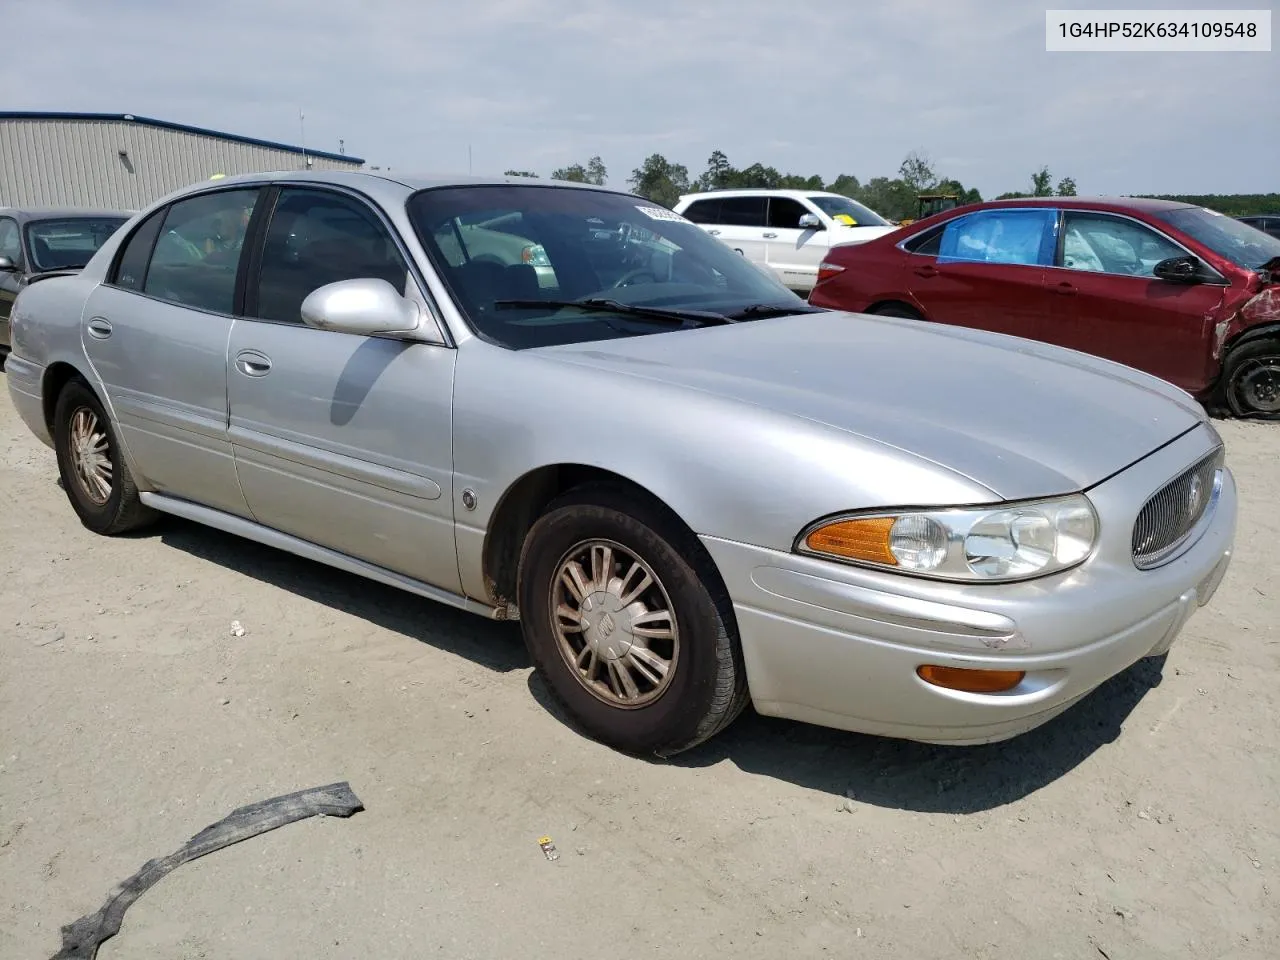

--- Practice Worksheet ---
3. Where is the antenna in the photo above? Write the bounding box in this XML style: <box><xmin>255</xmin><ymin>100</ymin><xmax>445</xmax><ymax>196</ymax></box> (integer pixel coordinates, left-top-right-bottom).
<box><xmin>468</xmin><ymin>144</ymin><xmax>473</xmax><ymax>175</ymax></box>
<box><xmin>299</xmin><ymin>108</ymin><xmax>309</xmax><ymax>169</ymax></box>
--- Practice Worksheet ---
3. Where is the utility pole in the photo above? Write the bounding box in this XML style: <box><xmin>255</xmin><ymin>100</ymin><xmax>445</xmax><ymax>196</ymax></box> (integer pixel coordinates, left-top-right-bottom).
<box><xmin>468</xmin><ymin>144</ymin><xmax>473</xmax><ymax>175</ymax></box>
<box><xmin>299</xmin><ymin>108</ymin><xmax>308</xmax><ymax>169</ymax></box>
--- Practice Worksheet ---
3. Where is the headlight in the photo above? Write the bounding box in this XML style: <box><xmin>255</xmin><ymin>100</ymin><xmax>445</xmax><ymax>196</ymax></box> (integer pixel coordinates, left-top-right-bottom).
<box><xmin>796</xmin><ymin>494</ymin><xmax>1098</xmax><ymax>583</ymax></box>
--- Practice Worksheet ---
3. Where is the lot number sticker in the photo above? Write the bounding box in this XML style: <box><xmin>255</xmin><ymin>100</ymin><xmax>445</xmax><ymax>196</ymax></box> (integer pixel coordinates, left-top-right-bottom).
<box><xmin>636</xmin><ymin>205</ymin><xmax>693</xmax><ymax>224</ymax></box>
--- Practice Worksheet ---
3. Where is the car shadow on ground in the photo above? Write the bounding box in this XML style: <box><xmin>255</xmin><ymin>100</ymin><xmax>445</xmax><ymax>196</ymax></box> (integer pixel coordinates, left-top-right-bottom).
<box><xmin>527</xmin><ymin>654</ymin><xmax>1168</xmax><ymax>814</ymax></box>
<box><xmin>150</xmin><ymin>516</ymin><xmax>529</xmax><ymax>674</ymax></box>
<box><xmin>145</xmin><ymin>515</ymin><xmax>1165</xmax><ymax>813</ymax></box>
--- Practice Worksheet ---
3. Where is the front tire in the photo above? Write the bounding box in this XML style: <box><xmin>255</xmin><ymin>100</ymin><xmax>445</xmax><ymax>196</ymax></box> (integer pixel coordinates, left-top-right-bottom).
<box><xmin>1223</xmin><ymin>339</ymin><xmax>1280</xmax><ymax>420</ymax></box>
<box><xmin>517</xmin><ymin>483</ymin><xmax>749</xmax><ymax>757</ymax></box>
<box><xmin>52</xmin><ymin>378</ymin><xmax>156</xmax><ymax>535</ymax></box>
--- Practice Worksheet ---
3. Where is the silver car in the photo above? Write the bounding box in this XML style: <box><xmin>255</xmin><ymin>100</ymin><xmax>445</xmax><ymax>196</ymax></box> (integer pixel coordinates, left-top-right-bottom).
<box><xmin>4</xmin><ymin>171</ymin><xmax>1237</xmax><ymax>756</ymax></box>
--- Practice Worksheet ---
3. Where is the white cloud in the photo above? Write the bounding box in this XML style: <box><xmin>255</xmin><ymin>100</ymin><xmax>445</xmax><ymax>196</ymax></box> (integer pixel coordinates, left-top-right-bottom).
<box><xmin>2</xmin><ymin>0</ymin><xmax>1271</xmax><ymax>198</ymax></box>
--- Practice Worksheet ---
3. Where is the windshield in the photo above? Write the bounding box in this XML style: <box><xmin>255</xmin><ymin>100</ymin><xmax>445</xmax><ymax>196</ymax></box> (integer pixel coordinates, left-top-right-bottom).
<box><xmin>1155</xmin><ymin>206</ymin><xmax>1280</xmax><ymax>272</ymax></box>
<box><xmin>406</xmin><ymin>185</ymin><xmax>812</xmax><ymax>349</ymax></box>
<box><xmin>806</xmin><ymin>195</ymin><xmax>891</xmax><ymax>227</ymax></box>
<box><xmin>26</xmin><ymin>217</ymin><xmax>128</xmax><ymax>271</ymax></box>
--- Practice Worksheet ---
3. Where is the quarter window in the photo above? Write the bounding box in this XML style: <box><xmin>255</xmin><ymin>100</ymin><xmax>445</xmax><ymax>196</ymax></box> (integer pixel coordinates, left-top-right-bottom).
<box><xmin>938</xmin><ymin>209</ymin><xmax>1056</xmax><ymax>267</ymax></box>
<box><xmin>111</xmin><ymin>209</ymin><xmax>166</xmax><ymax>291</ymax></box>
<box><xmin>143</xmin><ymin>189</ymin><xmax>260</xmax><ymax>313</ymax></box>
<box><xmin>252</xmin><ymin>188</ymin><xmax>410</xmax><ymax>324</ymax></box>
<box><xmin>1060</xmin><ymin>212</ymin><xmax>1185</xmax><ymax>278</ymax></box>
<box><xmin>681</xmin><ymin>199</ymin><xmax>722</xmax><ymax>224</ymax></box>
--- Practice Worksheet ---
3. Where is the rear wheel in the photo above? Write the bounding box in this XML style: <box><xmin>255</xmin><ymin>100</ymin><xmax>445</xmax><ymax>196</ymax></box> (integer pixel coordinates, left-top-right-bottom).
<box><xmin>868</xmin><ymin>302</ymin><xmax>923</xmax><ymax>320</ymax></box>
<box><xmin>1223</xmin><ymin>339</ymin><xmax>1280</xmax><ymax>419</ymax></box>
<box><xmin>517</xmin><ymin>483</ymin><xmax>749</xmax><ymax>757</ymax></box>
<box><xmin>52</xmin><ymin>379</ymin><xmax>156</xmax><ymax>534</ymax></box>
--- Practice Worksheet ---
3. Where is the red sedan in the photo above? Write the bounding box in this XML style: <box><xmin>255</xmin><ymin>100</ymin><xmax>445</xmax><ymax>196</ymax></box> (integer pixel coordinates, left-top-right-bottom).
<box><xmin>809</xmin><ymin>197</ymin><xmax>1280</xmax><ymax>418</ymax></box>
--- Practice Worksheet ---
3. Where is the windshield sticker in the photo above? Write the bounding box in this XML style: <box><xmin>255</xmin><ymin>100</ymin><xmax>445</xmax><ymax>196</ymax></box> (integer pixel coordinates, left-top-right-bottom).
<box><xmin>636</xmin><ymin>205</ymin><xmax>692</xmax><ymax>224</ymax></box>
<box><xmin>833</xmin><ymin>213</ymin><xmax>858</xmax><ymax>226</ymax></box>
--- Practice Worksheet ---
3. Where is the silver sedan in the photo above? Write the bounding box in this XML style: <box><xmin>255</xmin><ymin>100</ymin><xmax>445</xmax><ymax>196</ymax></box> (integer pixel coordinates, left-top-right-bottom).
<box><xmin>4</xmin><ymin>170</ymin><xmax>1237</xmax><ymax>756</ymax></box>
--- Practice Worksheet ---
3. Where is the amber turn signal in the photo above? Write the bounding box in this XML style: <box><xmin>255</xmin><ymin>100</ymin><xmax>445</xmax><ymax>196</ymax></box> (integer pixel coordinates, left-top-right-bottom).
<box><xmin>916</xmin><ymin>664</ymin><xmax>1025</xmax><ymax>694</ymax></box>
<box><xmin>804</xmin><ymin>517</ymin><xmax>898</xmax><ymax>566</ymax></box>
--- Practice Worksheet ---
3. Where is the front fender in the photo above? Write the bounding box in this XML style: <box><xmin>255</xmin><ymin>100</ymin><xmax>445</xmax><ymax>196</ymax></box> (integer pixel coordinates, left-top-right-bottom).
<box><xmin>451</xmin><ymin>340</ymin><xmax>993</xmax><ymax>598</ymax></box>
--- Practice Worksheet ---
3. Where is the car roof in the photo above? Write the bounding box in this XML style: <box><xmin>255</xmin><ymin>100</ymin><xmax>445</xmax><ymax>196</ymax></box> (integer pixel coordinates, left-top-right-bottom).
<box><xmin>959</xmin><ymin>195</ymin><xmax>1199</xmax><ymax>215</ymax></box>
<box><xmin>168</xmin><ymin>169</ymin><xmax>637</xmax><ymax>198</ymax></box>
<box><xmin>676</xmin><ymin>188</ymin><xmax>841</xmax><ymax>202</ymax></box>
<box><xmin>0</xmin><ymin>206</ymin><xmax>134</xmax><ymax>222</ymax></box>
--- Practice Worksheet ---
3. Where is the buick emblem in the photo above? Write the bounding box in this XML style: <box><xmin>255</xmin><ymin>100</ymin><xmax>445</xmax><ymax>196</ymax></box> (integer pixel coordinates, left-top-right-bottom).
<box><xmin>598</xmin><ymin>613</ymin><xmax>617</xmax><ymax>639</ymax></box>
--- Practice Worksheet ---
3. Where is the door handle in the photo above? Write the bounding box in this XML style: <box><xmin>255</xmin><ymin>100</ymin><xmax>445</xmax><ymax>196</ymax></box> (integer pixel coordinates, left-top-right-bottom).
<box><xmin>913</xmin><ymin>265</ymin><xmax>938</xmax><ymax>278</ymax></box>
<box><xmin>86</xmin><ymin>317</ymin><xmax>112</xmax><ymax>339</ymax></box>
<box><xmin>1053</xmin><ymin>281</ymin><xmax>1077</xmax><ymax>296</ymax></box>
<box><xmin>762</xmin><ymin>232</ymin><xmax>778</xmax><ymax>239</ymax></box>
<box><xmin>707</xmin><ymin>229</ymin><xmax>721</xmax><ymax>236</ymax></box>
<box><xmin>234</xmin><ymin>350</ymin><xmax>272</xmax><ymax>377</ymax></box>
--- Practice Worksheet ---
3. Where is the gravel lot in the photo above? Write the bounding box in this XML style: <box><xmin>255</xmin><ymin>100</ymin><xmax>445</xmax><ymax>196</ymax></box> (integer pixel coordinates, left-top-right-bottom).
<box><xmin>1</xmin><ymin>388</ymin><xmax>1277</xmax><ymax>960</ymax></box>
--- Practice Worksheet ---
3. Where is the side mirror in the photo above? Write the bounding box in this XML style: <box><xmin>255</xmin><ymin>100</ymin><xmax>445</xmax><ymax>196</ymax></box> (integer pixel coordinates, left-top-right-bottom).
<box><xmin>797</xmin><ymin>213</ymin><xmax>823</xmax><ymax>230</ymax></box>
<box><xmin>1152</xmin><ymin>255</ymin><xmax>1202</xmax><ymax>284</ymax></box>
<box><xmin>0</xmin><ymin>255</ymin><xmax>18</xmax><ymax>272</ymax></box>
<box><xmin>300</xmin><ymin>278</ymin><xmax>422</xmax><ymax>337</ymax></box>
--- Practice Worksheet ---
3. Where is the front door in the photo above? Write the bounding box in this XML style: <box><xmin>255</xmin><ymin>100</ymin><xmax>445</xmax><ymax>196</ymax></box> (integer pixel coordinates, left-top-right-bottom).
<box><xmin>1048</xmin><ymin>211</ymin><xmax>1226</xmax><ymax>393</ymax></box>
<box><xmin>909</xmin><ymin>207</ymin><xmax>1059</xmax><ymax>340</ymax></box>
<box><xmin>79</xmin><ymin>186</ymin><xmax>262</xmax><ymax>517</ymax></box>
<box><xmin>227</xmin><ymin>185</ymin><xmax>460</xmax><ymax>591</ymax></box>
<box><xmin>762</xmin><ymin>196</ymin><xmax>829</xmax><ymax>292</ymax></box>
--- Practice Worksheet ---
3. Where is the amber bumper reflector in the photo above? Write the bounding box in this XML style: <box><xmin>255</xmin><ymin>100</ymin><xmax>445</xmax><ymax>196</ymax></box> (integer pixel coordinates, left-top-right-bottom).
<box><xmin>917</xmin><ymin>665</ymin><xmax>1025</xmax><ymax>693</ymax></box>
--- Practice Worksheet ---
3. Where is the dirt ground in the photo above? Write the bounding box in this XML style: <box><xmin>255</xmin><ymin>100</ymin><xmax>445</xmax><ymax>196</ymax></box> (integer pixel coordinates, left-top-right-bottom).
<box><xmin>1</xmin><ymin>390</ymin><xmax>1276</xmax><ymax>960</ymax></box>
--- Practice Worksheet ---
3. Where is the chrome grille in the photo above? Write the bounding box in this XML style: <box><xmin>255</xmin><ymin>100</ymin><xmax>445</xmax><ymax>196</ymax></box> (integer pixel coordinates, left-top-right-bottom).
<box><xmin>1132</xmin><ymin>448</ymin><xmax>1223</xmax><ymax>569</ymax></box>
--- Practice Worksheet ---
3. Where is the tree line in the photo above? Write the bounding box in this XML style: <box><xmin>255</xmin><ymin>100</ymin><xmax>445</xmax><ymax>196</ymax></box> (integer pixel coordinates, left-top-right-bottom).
<box><xmin>505</xmin><ymin>153</ymin><xmax>1274</xmax><ymax>220</ymax></box>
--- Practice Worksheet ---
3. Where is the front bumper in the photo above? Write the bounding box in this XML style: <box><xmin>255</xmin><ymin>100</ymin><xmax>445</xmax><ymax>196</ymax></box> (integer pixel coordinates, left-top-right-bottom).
<box><xmin>701</xmin><ymin>423</ymin><xmax>1237</xmax><ymax>745</ymax></box>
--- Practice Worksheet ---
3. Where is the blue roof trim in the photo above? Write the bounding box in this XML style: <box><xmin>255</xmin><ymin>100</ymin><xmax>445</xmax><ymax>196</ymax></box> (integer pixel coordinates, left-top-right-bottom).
<box><xmin>0</xmin><ymin>111</ymin><xmax>364</xmax><ymax>164</ymax></box>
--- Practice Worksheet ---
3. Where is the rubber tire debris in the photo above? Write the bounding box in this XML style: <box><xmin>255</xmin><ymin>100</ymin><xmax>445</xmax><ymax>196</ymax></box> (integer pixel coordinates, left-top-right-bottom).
<box><xmin>49</xmin><ymin>781</ymin><xmax>364</xmax><ymax>960</ymax></box>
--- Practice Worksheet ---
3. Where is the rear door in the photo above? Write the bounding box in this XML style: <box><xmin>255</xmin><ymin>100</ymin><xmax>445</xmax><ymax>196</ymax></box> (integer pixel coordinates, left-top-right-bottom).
<box><xmin>684</xmin><ymin>196</ymin><xmax>769</xmax><ymax>267</ymax></box>
<box><xmin>79</xmin><ymin>186</ymin><xmax>262</xmax><ymax>517</ymax></box>
<box><xmin>1046</xmin><ymin>210</ymin><xmax>1227</xmax><ymax>393</ymax></box>
<box><xmin>908</xmin><ymin>207</ymin><xmax>1058</xmax><ymax>339</ymax></box>
<box><xmin>226</xmin><ymin>184</ymin><xmax>460</xmax><ymax>590</ymax></box>
<box><xmin>763</xmin><ymin>196</ymin><xmax>828</xmax><ymax>291</ymax></box>
<box><xmin>0</xmin><ymin>217</ymin><xmax>22</xmax><ymax>343</ymax></box>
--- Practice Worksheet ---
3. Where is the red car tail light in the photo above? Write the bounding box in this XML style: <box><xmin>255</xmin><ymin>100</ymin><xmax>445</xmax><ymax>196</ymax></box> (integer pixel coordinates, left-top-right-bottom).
<box><xmin>816</xmin><ymin>259</ymin><xmax>845</xmax><ymax>285</ymax></box>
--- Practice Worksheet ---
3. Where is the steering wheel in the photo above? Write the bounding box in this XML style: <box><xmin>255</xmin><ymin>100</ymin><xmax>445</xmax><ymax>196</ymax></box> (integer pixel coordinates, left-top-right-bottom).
<box><xmin>611</xmin><ymin>268</ymin><xmax>657</xmax><ymax>289</ymax></box>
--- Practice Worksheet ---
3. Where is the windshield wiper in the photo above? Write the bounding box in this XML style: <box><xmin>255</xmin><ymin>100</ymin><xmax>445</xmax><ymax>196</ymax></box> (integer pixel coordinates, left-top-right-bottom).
<box><xmin>722</xmin><ymin>302</ymin><xmax>828</xmax><ymax>320</ymax></box>
<box><xmin>492</xmin><ymin>297</ymin><xmax>737</xmax><ymax>326</ymax></box>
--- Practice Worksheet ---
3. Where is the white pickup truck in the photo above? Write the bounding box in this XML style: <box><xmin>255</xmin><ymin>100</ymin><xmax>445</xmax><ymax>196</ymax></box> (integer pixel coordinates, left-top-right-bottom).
<box><xmin>672</xmin><ymin>188</ymin><xmax>898</xmax><ymax>294</ymax></box>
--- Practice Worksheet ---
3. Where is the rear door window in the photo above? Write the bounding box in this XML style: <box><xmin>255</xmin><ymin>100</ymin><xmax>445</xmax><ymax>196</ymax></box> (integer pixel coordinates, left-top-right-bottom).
<box><xmin>938</xmin><ymin>209</ymin><xmax>1056</xmax><ymax>266</ymax></box>
<box><xmin>717</xmin><ymin>197</ymin><xmax>768</xmax><ymax>227</ymax></box>
<box><xmin>143</xmin><ymin>188</ymin><xmax>260</xmax><ymax>313</ymax></box>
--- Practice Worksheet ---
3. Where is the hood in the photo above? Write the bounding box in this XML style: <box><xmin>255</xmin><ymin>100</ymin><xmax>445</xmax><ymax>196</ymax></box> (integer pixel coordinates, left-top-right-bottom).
<box><xmin>538</xmin><ymin>311</ymin><xmax>1205</xmax><ymax>501</ymax></box>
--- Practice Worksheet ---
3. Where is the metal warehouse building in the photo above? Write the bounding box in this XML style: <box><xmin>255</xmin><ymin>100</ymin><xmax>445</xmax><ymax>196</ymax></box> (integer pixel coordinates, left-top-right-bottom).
<box><xmin>0</xmin><ymin>111</ymin><xmax>364</xmax><ymax>209</ymax></box>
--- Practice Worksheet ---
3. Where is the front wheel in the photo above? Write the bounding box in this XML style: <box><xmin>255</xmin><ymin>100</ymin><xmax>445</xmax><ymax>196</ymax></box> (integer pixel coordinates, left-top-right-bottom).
<box><xmin>52</xmin><ymin>378</ymin><xmax>156</xmax><ymax>535</ymax></box>
<box><xmin>1223</xmin><ymin>339</ymin><xmax>1280</xmax><ymax>419</ymax></box>
<box><xmin>517</xmin><ymin>484</ymin><xmax>749</xmax><ymax>757</ymax></box>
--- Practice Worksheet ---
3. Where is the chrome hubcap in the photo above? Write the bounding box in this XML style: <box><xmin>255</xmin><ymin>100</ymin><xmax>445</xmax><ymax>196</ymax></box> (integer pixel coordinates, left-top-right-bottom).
<box><xmin>68</xmin><ymin>407</ymin><xmax>112</xmax><ymax>504</ymax></box>
<box><xmin>550</xmin><ymin>540</ymin><xmax>679</xmax><ymax>708</ymax></box>
<box><xmin>1234</xmin><ymin>358</ymin><xmax>1280</xmax><ymax>414</ymax></box>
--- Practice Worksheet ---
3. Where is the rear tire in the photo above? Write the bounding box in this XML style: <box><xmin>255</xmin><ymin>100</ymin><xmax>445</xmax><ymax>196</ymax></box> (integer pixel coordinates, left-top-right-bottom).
<box><xmin>1223</xmin><ymin>339</ymin><xmax>1280</xmax><ymax>420</ymax></box>
<box><xmin>52</xmin><ymin>378</ymin><xmax>156</xmax><ymax>535</ymax></box>
<box><xmin>869</xmin><ymin>302</ymin><xmax>923</xmax><ymax>320</ymax></box>
<box><xmin>517</xmin><ymin>483</ymin><xmax>749</xmax><ymax>757</ymax></box>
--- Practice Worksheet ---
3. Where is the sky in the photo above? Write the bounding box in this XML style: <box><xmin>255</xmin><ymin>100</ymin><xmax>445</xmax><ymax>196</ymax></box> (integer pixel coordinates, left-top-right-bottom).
<box><xmin>3</xmin><ymin>0</ymin><xmax>1275</xmax><ymax>198</ymax></box>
